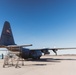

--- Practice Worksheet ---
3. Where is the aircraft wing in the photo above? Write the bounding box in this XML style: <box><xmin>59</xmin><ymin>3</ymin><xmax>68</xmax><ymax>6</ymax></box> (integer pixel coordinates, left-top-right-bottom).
<box><xmin>30</xmin><ymin>47</ymin><xmax>76</xmax><ymax>50</ymax></box>
<box><xmin>0</xmin><ymin>44</ymin><xmax>32</xmax><ymax>48</ymax></box>
<box><xmin>6</xmin><ymin>44</ymin><xmax>32</xmax><ymax>48</ymax></box>
<box><xmin>47</xmin><ymin>47</ymin><xmax>76</xmax><ymax>50</ymax></box>
<box><xmin>30</xmin><ymin>47</ymin><xmax>76</xmax><ymax>55</ymax></box>
<box><xmin>0</xmin><ymin>44</ymin><xmax>32</xmax><ymax>52</ymax></box>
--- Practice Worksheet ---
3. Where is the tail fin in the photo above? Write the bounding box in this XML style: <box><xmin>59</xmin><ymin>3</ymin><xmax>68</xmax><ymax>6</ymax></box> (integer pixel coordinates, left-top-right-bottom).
<box><xmin>0</xmin><ymin>21</ymin><xmax>15</xmax><ymax>46</ymax></box>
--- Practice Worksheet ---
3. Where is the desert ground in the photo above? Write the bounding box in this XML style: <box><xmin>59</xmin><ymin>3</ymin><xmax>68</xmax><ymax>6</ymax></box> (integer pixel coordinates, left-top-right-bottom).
<box><xmin>0</xmin><ymin>55</ymin><xmax>76</xmax><ymax>75</ymax></box>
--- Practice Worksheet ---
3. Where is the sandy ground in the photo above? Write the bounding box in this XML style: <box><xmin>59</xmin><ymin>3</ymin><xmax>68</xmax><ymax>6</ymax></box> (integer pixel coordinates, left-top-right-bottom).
<box><xmin>0</xmin><ymin>55</ymin><xmax>76</xmax><ymax>75</ymax></box>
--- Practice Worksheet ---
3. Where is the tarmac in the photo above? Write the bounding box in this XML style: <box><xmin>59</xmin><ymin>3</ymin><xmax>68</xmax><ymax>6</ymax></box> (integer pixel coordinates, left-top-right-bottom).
<box><xmin>0</xmin><ymin>55</ymin><xmax>76</xmax><ymax>75</ymax></box>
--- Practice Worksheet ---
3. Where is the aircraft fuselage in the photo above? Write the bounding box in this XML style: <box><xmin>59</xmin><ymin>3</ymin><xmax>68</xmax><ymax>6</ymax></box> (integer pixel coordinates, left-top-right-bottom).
<box><xmin>9</xmin><ymin>48</ymin><xmax>42</xmax><ymax>59</ymax></box>
<box><xmin>21</xmin><ymin>48</ymin><xmax>42</xmax><ymax>59</ymax></box>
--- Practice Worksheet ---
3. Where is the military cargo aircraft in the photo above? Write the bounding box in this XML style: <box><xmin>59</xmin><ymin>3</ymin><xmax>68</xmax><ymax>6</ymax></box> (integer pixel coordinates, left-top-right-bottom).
<box><xmin>0</xmin><ymin>21</ymin><xmax>76</xmax><ymax>68</ymax></box>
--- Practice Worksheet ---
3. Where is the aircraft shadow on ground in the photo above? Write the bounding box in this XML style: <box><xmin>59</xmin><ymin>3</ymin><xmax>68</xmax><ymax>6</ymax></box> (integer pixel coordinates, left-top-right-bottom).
<box><xmin>26</xmin><ymin>58</ymin><xmax>60</xmax><ymax>63</ymax></box>
<box><xmin>22</xmin><ymin>58</ymin><xmax>61</xmax><ymax>67</ymax></box>
<box><xmin>26</xmin><ymin>57</ymin><xmax>76</xmax><ymax>62</ymax></box>
<box><xmin>53</xmin><ymin>58</ymin><xmax>76</xmax><ymax>61</ymax></box>
<box><xmin>23</xmin><ymin>58</ymin><xmax>76</xmax><ymax>67</ymax></box>
<box><xmin>24</xmin><ymin>64</ymin><xmax>47</xmax><ymax>66</ymax></box>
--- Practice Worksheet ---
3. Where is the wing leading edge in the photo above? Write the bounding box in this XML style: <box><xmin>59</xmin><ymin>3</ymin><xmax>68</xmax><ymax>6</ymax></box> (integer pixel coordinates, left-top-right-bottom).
<box><xmin>30</xmin><ymin>47</ymin><xmax>76</xmax><ymax>55</ymax></box>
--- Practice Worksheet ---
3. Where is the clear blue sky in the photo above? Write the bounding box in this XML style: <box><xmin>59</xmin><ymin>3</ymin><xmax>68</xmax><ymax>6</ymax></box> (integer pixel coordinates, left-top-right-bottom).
<box><xmin>0</xmin><ymin>0</ymin><xmax>76</xmax><ymax>54</ymax></box>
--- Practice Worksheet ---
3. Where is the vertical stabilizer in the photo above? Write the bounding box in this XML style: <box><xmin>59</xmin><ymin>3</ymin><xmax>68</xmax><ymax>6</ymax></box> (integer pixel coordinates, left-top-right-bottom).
<box><xmin>0</xmin><ymin>21</ymin><xmax>15</xmax><ymax>46</ymax></box>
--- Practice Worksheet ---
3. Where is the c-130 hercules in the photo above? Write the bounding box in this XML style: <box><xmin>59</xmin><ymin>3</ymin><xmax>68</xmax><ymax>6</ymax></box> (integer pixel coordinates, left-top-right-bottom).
<box><xmin>0</xmin><ymin>21</ymin><xmax>76</xmax><ymax>67</ymax></box>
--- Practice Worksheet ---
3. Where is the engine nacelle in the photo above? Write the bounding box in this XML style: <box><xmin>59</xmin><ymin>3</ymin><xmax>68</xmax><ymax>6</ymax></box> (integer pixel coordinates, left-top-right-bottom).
<box><xmin>41</xmin><ymin>49</ymin><xmax>50</xmax><ymax>55</ymax></box>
